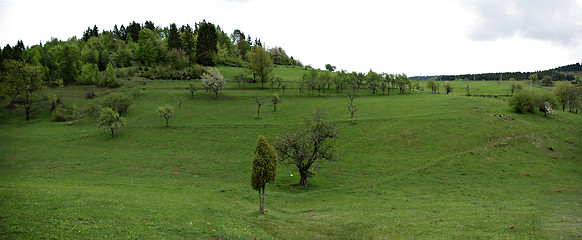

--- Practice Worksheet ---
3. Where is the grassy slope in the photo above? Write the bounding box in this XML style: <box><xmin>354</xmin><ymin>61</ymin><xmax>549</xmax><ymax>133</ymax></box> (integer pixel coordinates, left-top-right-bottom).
<box><xmin>0</xmin><ymin>67</ymin><xmax>581</xmax><ymax>239</ymax></box>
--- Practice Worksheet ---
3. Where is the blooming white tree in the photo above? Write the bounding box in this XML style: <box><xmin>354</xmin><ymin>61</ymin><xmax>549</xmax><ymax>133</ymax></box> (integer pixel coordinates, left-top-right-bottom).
<box><xmin>201</xmin><ymin>67</ymin><xmax>226</xmax><ymax>99</ymax></box>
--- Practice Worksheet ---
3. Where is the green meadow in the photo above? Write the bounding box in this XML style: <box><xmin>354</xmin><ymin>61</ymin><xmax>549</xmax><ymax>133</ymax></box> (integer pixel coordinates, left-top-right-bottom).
<box><xmin>1</xmin><ymin>66</ymin><xmax>581</xmax><ymax>239</ymax></box>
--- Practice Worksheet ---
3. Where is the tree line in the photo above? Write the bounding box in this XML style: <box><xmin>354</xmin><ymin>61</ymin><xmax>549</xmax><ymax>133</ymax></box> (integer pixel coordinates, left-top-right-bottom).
<box><xmin>0</xmin><ymin>20</ymin><xmax>302</xmax><ymax>88</ymax></box>
<box><xmin>440</xmin><ymin>70</ymin><xmax>574</xmax><ymax>82</ymax></box>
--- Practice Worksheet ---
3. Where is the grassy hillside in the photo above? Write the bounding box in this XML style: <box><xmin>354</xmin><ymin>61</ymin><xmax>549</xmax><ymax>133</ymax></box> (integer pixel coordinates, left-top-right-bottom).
<box><xmin>1</xmin><ymin>66</ymin><xmax>581</xmax><ymax>239</ymax></box>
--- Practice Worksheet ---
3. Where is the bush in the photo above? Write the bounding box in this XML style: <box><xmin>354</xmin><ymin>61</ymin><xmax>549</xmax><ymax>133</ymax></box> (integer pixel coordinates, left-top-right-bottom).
<box><xmin>102</xmin><ymin>94</ymin><xmax>133</xmax><ymax>116</ymax></box>
<box><xmin>509</xmin><ymin>91</ymin><xmax>535</xmax><ymax>113</ymax></box>
<box><xmin>535</xmin><ymin>93</ymin><xmax>558</xmax><ymax>115</ymax></box>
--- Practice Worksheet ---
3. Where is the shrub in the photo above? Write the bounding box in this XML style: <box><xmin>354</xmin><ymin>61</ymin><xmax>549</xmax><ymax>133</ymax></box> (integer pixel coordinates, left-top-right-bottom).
<box><xmin>509</xmin><ymin>91</ymin><xmax>535</xmax><ymax>113</ymax></box>
<box><xmin>535</xmin><ymin>93</ymin><xmax>558</xmax><ymax>116</ymax></box>
<box><xmin>102</xmin><ymin>94</ymin><xmax>133</xmax><ymax>116</ymax></box>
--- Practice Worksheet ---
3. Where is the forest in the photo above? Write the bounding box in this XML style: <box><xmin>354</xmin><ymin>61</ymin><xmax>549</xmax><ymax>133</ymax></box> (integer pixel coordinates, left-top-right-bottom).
<box><xmin>0</xmin><ymin>20</ymin><xmax>301</xmax><ymax>87</ymax></box>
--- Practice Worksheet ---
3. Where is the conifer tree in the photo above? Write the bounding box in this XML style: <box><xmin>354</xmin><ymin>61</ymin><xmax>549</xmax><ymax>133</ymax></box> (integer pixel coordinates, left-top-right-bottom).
<box><xmin>196</xmin><ymin>20</ymin><xmax>218</xmax><ymax>66</ymax></box>
<box><xmin>251</xmin><ymin>136</ymin><xmax>277</xmax><ymax>214</ymax></box>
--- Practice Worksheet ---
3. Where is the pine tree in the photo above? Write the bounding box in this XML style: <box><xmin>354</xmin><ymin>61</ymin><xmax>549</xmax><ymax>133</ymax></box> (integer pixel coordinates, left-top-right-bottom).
<box><xmin>251</xmin><ymin>136</ymin><xmax>277</xmax><ymax>214</ymax></box>
<box><xmin>168</xmin><ymin>23</ymin><xmax>182</xmax><ymax>50</ymax></box>
<box><xmin>196</xmin><ymin>20</ymin><xmax>218</xmax><ymax>66</ymax></box>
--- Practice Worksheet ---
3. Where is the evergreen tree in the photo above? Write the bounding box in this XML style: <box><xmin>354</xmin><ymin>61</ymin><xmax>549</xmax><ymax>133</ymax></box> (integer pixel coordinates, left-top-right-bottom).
<box><xmin>180</xmin><ymin>24</ymin><xmax>196</xmax><ymax>63</ymax></box>
<box><xmin>167</xmin><ymin>23</ymin><xmax>182</xmax><ymax>50</ymax></box>
<box><xmin>126</xmin><ymin>21</ymin><xmax>142</xmax><ymax>42</ymax></box>
<box><xmin>144</xmin><ymin>20</ymin><xmax>155</xmax><ymax>31</ymax></box>
<box><xmin>251</xmin><ymin>136</ymin><xmax>277</xmax><ymax>214</ymax></box>
<box><xmin>196</xmin><ymin>20</ymin><xmax>218</xmax><ymax>66</ymax></box>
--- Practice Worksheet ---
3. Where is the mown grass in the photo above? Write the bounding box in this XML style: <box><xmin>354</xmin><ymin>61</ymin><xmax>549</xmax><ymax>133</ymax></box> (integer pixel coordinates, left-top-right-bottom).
<box><xmin>0</xmin><ymin>67</ymin><xmax>581</xmax><ymax>239</ymax></box>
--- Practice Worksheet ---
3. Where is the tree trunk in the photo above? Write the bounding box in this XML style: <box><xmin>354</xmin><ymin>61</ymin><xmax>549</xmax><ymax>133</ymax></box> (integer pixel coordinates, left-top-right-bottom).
<box><xmin>260</xmin><ymin>186</ymin><xmax>265</xmax><ymax>214</ymax></box>
<box><xmin>299</xmin><ymin>174</ymin><xmax>308</xmax><ymax>186</ymax></box>
<box><xmin>25</xmin><ymin>105</ymin><xmax>30</xmax><ymax>121</ymax></box>
<box><xmin>257</xmin><ymin>107</ymin><xmax>261</xmax><ymax>119</ymax></box>
<box><xmin>165</xmin><ymin>118</ymin><xmax>169</xmax><ymax>127</ymax></box>
<box><xmin>111</xmin><ymin>128</ymin><xmax>115</xmax><ymax>138</ymax></box>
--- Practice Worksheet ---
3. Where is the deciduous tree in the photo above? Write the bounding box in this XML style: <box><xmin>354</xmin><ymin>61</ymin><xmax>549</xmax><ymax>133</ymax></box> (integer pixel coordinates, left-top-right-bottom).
<box><xmin>201</xmin><ymin>67</ymin><xmax>225</xmax><ymax>99</ymax></box>
<box><xmin>0</xmin><ymin>60</ymin><xmax>46</xmax><ymax>120</ymax></box>
<box><xmin>158</xmin><ymin>104</ymin><xmax>175</xmax><ymax>127</ymax></box>
<box><xmin>274</xmin><ymin>111</ymin><xmax>338</xmax><ymax>186</ymax></box>
<box><xmin>98</xmin><ymin>107</ymin><xmax>126</xmax><ymax>138</ymax></box>
<box><xmin>247</xmin><ymin>45</ymin><xmax>273</xmax><ymax>89</ymax></box>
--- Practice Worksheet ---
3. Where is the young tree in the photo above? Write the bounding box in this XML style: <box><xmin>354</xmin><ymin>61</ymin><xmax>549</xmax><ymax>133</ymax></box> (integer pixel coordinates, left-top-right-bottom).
<box><xmin>274</xmin><ymin>111</ymin><xmax>338</xmax><ymax>186</ymax></box>
<box><xmin>186</xmin><ymin>83</ymin><xmax>197</xmax><ymax>99</ymax></box>
<box><xmin>347</xmin><ymin>91</ymin><xmax>357</xmax><ymax>124</ymax></box>
<box><xmin>247</xmin><ymin>45</ymin><xmax>274</xmax><ymax>88</ymax></box>
<box><xmin>426</xmin><ymin>78</ymin><xmax>438</xmax><ymax>94</ymax></box>
<box><xmin>98</xmin><ymin>107</ymin><xmax>126</xmax><ymax>138</ymax></box>
<box><xmin>255</xmin><ymin>97</ymin><xmax>264</xmax><ymax>119</ymax></box>
<box><xmin>105</xmin><ymin>63</ymin><xmax>121</xmax><ymax>88</ymax></box>
<box><xmin>201</xmin><ymin>67</ymin><xmax>225</xmax><ymax>99</ymax></box>
<box><xmin>158</xmin><ymin>104</ymin><xmax>175</xmax><ymax>127</ymax></box>
<box><xmin>0</xmin><ymin>60</ymin><xmax>46</xmax><ymax>120</ymax></box>
<box><xmin>444</xmin><ymin>81</ymin><xmax>453</xmax><ymax>95</ymax></box>
<box><xmin>464</xmin><ymin>83</ymin><xmax>470</xmax><ymax>96</ymax></box>
<box><xmin>271</xmin><ymin>93</ymin><xmax>280</xmax><ymax>111</ymax></box>
<box><xmin>251</xmin><ymin>136</ymin><xmax>277</xmax><ymax>214</ymax></box>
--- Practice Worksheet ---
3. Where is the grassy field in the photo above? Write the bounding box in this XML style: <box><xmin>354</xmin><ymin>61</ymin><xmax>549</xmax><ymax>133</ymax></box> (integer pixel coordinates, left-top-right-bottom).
<box><xmin>1</xmin><ymin>67</ymin><xmax>581</xmax><ymax>239</ymax></box>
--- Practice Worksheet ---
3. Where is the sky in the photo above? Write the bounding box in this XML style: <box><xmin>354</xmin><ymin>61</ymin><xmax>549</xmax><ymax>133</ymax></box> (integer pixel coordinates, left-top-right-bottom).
<box><xmin>0</xmin><ymin>0</ymin><xmax>581</xmax><ymax>76</ymax></box>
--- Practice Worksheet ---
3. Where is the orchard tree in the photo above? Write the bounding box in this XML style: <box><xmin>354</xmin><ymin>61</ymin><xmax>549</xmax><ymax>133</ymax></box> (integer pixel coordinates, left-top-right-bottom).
<box><xmin>250</xmin><ymin>136</ymin><xmax>277</xmax><ymax>214</ymax></box>
<box><xmin>186</xmin><ymin>83</ymin><xmax>197</xmax><ymax>99</ymax></box>
<box><xmin>255</xmin><ymin>97</ymin><xmax>264</xmax><ymax>119</ymax></box>
<box><xmin>274</xmin><ymin>111</ymin><xmax>338</xmax><ymax>186</ymax></box>
<box><xmin>201</xmin><ymin>67</ymin><xmax>225</xmax><ymax>98</ymax></box>
<box><xmin>0</xmin><ymin>60</ymin><xmax>46</xmax><ymax>120</ymax></box>
<box><xmin>347</xmin><ymin>91</ymin><xmax>357</xmax><ymax>124</ymax></box>
<box><xmin>248</xmin><ymin>45</ymin><xmax>274</xmax><ymax>88</ymax></box>
<box><xmin>271</xmin><ymin>94</ymin><xmax>280</xmax><ymax>111</ymax></box>
<box><xmin>158</xmin><ymin>104</ymin><xmax>175</xmax><ymax>127</ymax></box>
<box><xmin>98</xmin><ymin>107</ymin><xmax>126</xmax><ymax>138</ymax></box>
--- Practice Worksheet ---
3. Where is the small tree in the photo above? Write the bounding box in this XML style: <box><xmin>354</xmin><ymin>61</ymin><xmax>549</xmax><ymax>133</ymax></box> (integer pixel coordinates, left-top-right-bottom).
<box><xmin>98</xmin><ymin>107</ymin><xmax>126</xmax><ymax>138</ymax></box>
<box><xmin>535</xmin><ymin>94</ymin><xmax>557</xmax><ymax>116</ymax></box>
<box><xmin>106</xmin><ymin>62</ymin><xmax>121</xmax><ymax>88</ymax></box>
<box><xmin>347</xmin><ymin>91</ymin><xmax>357</xmax><ymax>124</ymax></box>
<box><xmin>255</xmin><ymin>97</ymin><xmax>264</xmax><ymax>119</ymax></box>
<box><xmin>271</xmin><ymin>94</ymin><xmax>280</xmax><ymax>111</ymax></box>
<box><xmin>444</xmin><ymin>81</ymin><xmax>453</xmax><ymax>95</ymax></box>
<box><xmin>186</xmin><ymin>83</ymin><xmax>197</xmax><ymax>99</ymax></box>
<box><xmin>464</xmin><ymin>83</ymin><xmax>470</xmax><ymax>96</ymax></box>
<box><xmin>158</xmin><ymin>104</ymin><xmax>175</xmax><ymax>127</ymax></box>
<box><xmin>274</xmin><ymin>111</ymin><xmax>338</xmax><ymax>186</ymax></box>
<box><xmin>201</xmin><ymin>67</ymin><xmax>225</xmax><ymax>99</ymax></box>
<box><xmin>251</xmin><ymin>136</ymin><xmax>277</xmax><ymax>214</ymax></box>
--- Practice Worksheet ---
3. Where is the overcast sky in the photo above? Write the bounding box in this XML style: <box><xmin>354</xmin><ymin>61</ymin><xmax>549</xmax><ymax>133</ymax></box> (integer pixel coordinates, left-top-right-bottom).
<box><xmin>1</xmin><ymin>0</ymin><xmax>581</xmax><ymax>76</ymax></box>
